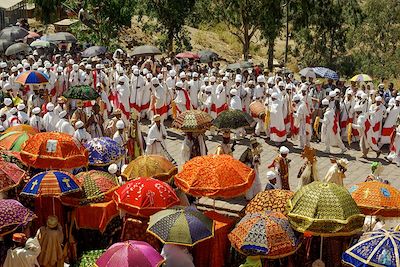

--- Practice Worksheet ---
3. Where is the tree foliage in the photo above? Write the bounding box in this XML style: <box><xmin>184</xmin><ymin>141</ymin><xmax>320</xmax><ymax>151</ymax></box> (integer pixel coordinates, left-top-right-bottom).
<box><xmin>33</xmin><ymin>0</ymin><xmax>62</xmax><ymax>24</ymax></box>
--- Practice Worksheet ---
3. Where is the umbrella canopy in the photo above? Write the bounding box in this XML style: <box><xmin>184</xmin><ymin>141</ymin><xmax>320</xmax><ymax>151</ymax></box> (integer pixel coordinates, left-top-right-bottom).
<box><xmin>15</xmin><ymin>70</ymin><xmax>49</xmax><ymax>85</ymax></box>
<box><xmin>5</xmin><ymin>43</ymin><xmax>30</xmax><ymax>56</ymax></box>
<box><xmin>0</xmin><ymin>39</ymin><xmax>13</xmax><ymax>52</ymax></box>
<box><xmin>176</xmin><ymin>52</ymin><xmax>200</xmax><ymax>60</ymax></box>
<box><xmin>287</xmin><ymin>181</ymin><xmax>364</xmax><ymax>236</ymax></box>
<box><xmin>0</xmin><ymin>26</ymin><xmax>29</xmax><ymax>41</ymax></box>
<box><xmin>0</xmin><ymin>159</ymin><xmax>26</xmax><ymax>192</ymax></box>
<box><xmin>171</xmin><ymin>110</ymin><xmax>213</xmax><ymax>132</ymax></box>
<box><xmin>312</xmin><ymin>67</ymin><xmax>339</xmax><ymax>80</ymax></box>
<box><xmin>0</xmin><ymin>131</ymin><xmax>33</xmax><ymax>151</ymax></box>
<box><xmin>123</xmin><ymin>155</ymin><xmax>177</xmax><ymax>182</ymax></box>
<box><xmin>114</xmin><ymin>177</ymin><xmax>179</xmax><ymax>217</ymax></box>
<box><xmin>299</xmin><ymin>67</ymin><xmax>316</xmax><ymax>78</ymax></box>
<box><xmin>229</xmin><ymin>211</ymin><xmax>299</xmax><ymax>259</ymax></box>
<box><xmin>21</xmin><ymin>170</ymin><xmax>81</xmax><ymax>197</ymax></box>
<box><xmin>3</xmin><ymin>125</ymin><xmax>39</xmax><ymax>135</ymax></box>
<box><xmin>96</xmin><ymin>240</ymin><xmax>164</xmax><ymax>267</ymax></box>
<box><xmin>43</xmin><ymin>32</ymin><xmax>77</xmax><ymax>43</ymax></box>
<box><xmin>82</xmin><ymin>45</ymin><xmax>107</xmax><ymax>58</ymax></box>
<box><xmin>84</xmin><ymin>137</ymin><xmax>125</xmax><ymax>166</ymax></box>
<box><xmin>226</xmin><ymin>61</ymin><xmax>253</xmax><ymax>70</ymax></box>
<box><xmin>349</xmin><ymin>181</ymin><xmax>400</xmax><ymax>217</ymax></box>
<box><xmin>198</xmin><ymin>50</ymin><xmax>219</xmax><ymax>63</ymax></box>
<box><xmin>342</xmin><ymin>229</ymin><xmax>400</xmax><ymax>267</ymax></box>
<box><xmin>132</xmin><ymin>45</ymin><xmax>161</xmax><ymax>57</ymax></box>
<box><xmin>213</xmin><ymin>109</ymin><xmax>254</xmax><ymax>130</ymax></box>
<box><xmin>20</xmin><ymin>132</ymin><xmax>88</xmax><ymax>169</ymax></box>
<box><xmin>63</xmin><ymin>85</ymin><xmax>100</xmax><ymax>100</ymax></box>
<box><xmin>79</xmin><ymin>249</ymin><xmax>105</xmax><ymax>266</ymax></box>
<box><xmin>147</xmin><ymin>206</ymin><xmax>214</xmax><ymax>246</ymax></box>
<box><xmin>0</xmin><ymin>199</ymin><xmax>36</xmax><ymax>235</ymax></box>
<box><xmin>25</xmin><ymin>31</ymin><xmax>40</xmax><ymax>39</ymax></box>
<box><xmin>350</xmin><ymin>74</ymin><xmax>373</xmax><ymax>83</ymax></box>
<box><xmin>30</xmin><ymin>40</ymin><xmax>50</xmax><ymax>48</ymax></box>
<box><xmin>175</xmin><ymin>154</ymin><xmax>255</xmax><ymax>198</ymax></box>
<box><xmin>244</xmin><ymin>189</ymin><xmax>294</xmax><ymax>215</ymax></box>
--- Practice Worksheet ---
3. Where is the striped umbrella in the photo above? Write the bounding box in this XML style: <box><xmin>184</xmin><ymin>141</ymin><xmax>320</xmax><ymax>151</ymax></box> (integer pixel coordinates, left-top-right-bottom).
<box><xmin>0</xmin><ymin>131</ymin><xmax>33</xmax><ymax>151</ymax></box>
<box><xmin>350</xmin><ymin>74</ymin><xmax>373</xmax><ymax>83</ymax></box>
<box><xmin>15</xmin><ymin>70</ymin><xmax>49</xmax><ymax>85</ymax></box>
<box><xmin>313</xmin><ymin>67</ymin><xmax>339</xmax><ymax>80</ymax></box>
<box><xmin>3</xmin><ymin>125</ymin><xmax>39</xmax><ymax>135</ymax></box>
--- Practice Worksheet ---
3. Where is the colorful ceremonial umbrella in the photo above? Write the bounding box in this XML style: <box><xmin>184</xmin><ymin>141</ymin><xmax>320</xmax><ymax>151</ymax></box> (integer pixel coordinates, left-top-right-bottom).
<box><xmin>342</xmin><ymin>229</ymin><xmax>400</xmax><ymax>267</ymax></box>
<box><xmin>350</xmin><ymin>74</ymin><xmax>373</xmax><ymax>83</ymax></box>
<box><xmin>123</xmin><ymin>155</ymin><xmax>178</xmax><ymax>182</ymax></box>
<box><xmin>20</xmin><ymin>132</ymin><xmax>88</xmax><ymax>169</ymax></box>
<box><xmin>21</xmin><ymin>170</ymin><xmax>81</xmax><ymax>197</ymax></box>
<box><xmin>0</xmin><ymin>159</ymin><xmax>26</xmax><ymax>192</ymax></box>
<box><xmin>229</xmin><ymin>211</ymin><xmax>300</xmax><ymax>259</ymax></box>
<box><xmin>287</xmin><ymin>181</ymin><xmax>365</xmax><ymax>236</ymax></box>
<box><xmin>114</xmin><ymin>177</ymin><xmax>180</xmax><ymax>217</ymax></box>
<box><xmin>3</xmin><ymin>124</ymin><xmax>39</xmax><ymax>135</ymax></box>
<box><xmin>63</xmin><ymin>85</ymin><xmax>100</xmax><ymax>100</ymax></box>
<box><xmin>171</xmin><ymin>110</ymin><xmax>213</xmax><ymax>132</ymax></box>
<box><xmin>15</xmin><ymin>70</ymin><xmax>49</xmax><ymax>85</ymax></box>
<box><xmin>0</xmin><ymin>131</ymin><xmax>33</xmax><ymax>151</ymax></box>
<box><xmin>244</xmin><ymin>189</ymin><xmax>294</xmax><ymax>215</ymax></box>
<box><xmin>0</xmin><ymin>199</ymin><xmax>36</xmax><ymax>236</ymax></box>
<box><xmin>349</xmin><ymin>181</ymin><xmax>400</xmax><ymax>217</ymax></box>
<box><xmin>84</xmin><ymin>137</ymin><xmax>125</xmax><ymax>166</ymax></box>
<box><xmin>213</xmin><ymin>109</ymin><xmax>255</xmax><ymax>130</ymax></box>
<box><xmin>176</xmin><ymin>52</ymin><xmax>200</xmax><ymax>60</ymax></box>
<box><xmin>147</xmin><ymin>206</ymin><xmax>214</xmax><ymax>246</ymax></box>
<box><xmin>96</xmin><ymin>241</ymin><xmax>164</xmax><ymax>267</ymax></box>
<box><xmin>312</xmin><ymin>67</ymin><xmax>339</xmax><ymax>80</ymax></box>
<box><xmin>175</xmin><ymin>154</ymin><xmax>255</xmax><ymax>198</ymax></box>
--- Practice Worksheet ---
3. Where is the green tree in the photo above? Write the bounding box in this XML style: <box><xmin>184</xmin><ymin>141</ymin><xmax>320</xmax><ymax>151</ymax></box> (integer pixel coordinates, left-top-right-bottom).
<box><xmin>33</xmin><ymin>0</ymin><xmax>62</xmax><ymax>24</ymax></box>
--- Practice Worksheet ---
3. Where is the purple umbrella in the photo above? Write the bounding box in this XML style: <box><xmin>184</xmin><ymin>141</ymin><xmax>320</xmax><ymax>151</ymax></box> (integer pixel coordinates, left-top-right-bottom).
<box><xmin>0</xmin><ymin>199</ymin><xmax>36</xmax><ymax>235</ymax></box>
<box><xmin>96</xmin><ymin>240</ymin><xmax>165</xmax><ymax>267</ymax></box>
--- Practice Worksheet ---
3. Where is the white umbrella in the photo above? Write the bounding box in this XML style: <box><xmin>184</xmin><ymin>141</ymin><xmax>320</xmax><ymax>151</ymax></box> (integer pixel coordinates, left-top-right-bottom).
<box><xmin>299</xmin><ymin>67</ymin><xmax>316</xmax><ymax>78</ymax></box>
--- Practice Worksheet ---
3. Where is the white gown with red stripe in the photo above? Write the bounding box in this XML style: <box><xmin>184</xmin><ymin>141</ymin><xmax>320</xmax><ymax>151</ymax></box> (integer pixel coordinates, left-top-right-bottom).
<box><xmin>368</xmin><ymin>103</ymin><xmax>386</xmax><ymax>146</ymax></box>
<box><xmin>387</xmin><ymin>125</ymin><xmax>400</xmax><ymax>166</ymax></box>
<box><xmin>381</xmin><ymin>104</ymin><xmax>400</xmax><ymax>144</ymax></box>
<box><xmin>340</xmin><ymin>99</ymin><xmax>355</xmax><ymax>140</ymax></box>
<box><xmin>154</xmin><ymin>84</ymin><xmax>168</xmax><ymax>120</ymax></box>
<box><xmin>269</xmin><ymin>99</ymin><xmax>287</xmax><ymax>143</ymax></box>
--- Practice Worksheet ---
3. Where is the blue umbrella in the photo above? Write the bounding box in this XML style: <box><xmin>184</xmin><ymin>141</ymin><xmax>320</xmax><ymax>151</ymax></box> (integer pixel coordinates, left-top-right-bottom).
<box><xmin>84</xmin><ymin>137</ymin><xmax>125</xmax><ymax>166</ymax></box>
<box><xmin>342</xmin><ymin>229</ymin><xmax>400</xmax><ymax>267</ymax></box>
<box><xmin>312</xmin><ymin>67</ymin><xmax>339</xmax><ymax>80</ymax></box>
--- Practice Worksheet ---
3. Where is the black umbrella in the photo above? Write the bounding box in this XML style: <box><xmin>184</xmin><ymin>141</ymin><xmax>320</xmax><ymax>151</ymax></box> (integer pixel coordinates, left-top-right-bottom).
<box><xmin>199</xmin><ymin>50</ymin><xmax>219</xmax><ymax>63</ymax></box>
<box><xmin>226</xmin><ymin>61</ymin><xmax>253</xmax><ymax>70</ymax></box>
<box><xmin>5</xmin><ymin>43</ymin><xmax>30</xmax><ymax>56</ymax></box>
<box><xmin>44</xmin><ymin>32</ymin><xmax>77</xmax><ymax>43</ymax></box>
<box><xmin>0</xmin><ymin>39</ymin><xmax>14</xmax><ymax>52</ymax></box>
<box><xmin>132</xmin><ymin>45</ymin><xmax>161</xmax><ymax>56</ymax></box>
<box><xmin>81</xmin><ymin>46</ymin><xmax>107</xmax><ymax>58</ymax></box>
<box><xmin>0</xmin><ymin>26</ymin><xmax>29</xmax><ymax>42</ymax></box>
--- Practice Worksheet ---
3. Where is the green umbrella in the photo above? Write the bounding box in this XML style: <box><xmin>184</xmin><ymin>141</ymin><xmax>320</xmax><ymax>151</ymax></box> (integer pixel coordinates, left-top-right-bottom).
<box><xmin>0</xmin><ymin>131</ymin><xmax>33</xmax><ymax>151</ymax></box>
<box><xmin>63</xmin><ymin>85</ymin><xmax>100</xmax><ymax>100</ymax></box>
<box><xmin>213</xmin><ymin>109</ymin><xmax>255</xmax><ymax>130</ymax></box>
<box><xmin>147</xmin><ymin>206</ymin><xmax>214</xmax><ymax>246</ymax></box>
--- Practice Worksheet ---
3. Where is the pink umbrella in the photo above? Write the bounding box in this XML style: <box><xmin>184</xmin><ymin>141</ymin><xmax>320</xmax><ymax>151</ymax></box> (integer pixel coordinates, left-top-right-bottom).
<box><xmin>176</xmin><ymin>52</ymin><xmax>200</xmax><ymax>60</ymax></box>
<box><xmin>96</xmin><ymin>240</ymin><xmax>165</xmax><ymax>267</ymax></box>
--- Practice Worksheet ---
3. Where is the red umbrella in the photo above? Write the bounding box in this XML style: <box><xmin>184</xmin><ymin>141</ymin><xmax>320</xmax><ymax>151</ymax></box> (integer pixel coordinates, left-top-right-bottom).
<box><xmin>0</xmin><ymin>158</ymin><xmax>26</xmax><ymax>192</ymax></box>
<box><xmin>176</xmin><ymin>52</ymin><xmax>200</xmax><ymax>60</ymax></box>
<box><xmin>113</xmin><ymin>177</ymin><xmax>180</xmax><ymax>217</ymax></box>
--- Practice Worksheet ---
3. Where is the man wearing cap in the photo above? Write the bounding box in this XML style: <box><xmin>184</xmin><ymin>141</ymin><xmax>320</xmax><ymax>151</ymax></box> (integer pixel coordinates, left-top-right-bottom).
<box><xmin>43</xmin><ymin>62</ymin><xmax>56</xmax><ymax>101</ymax></box>
<box><xmin>113</xmin><ymin>119</ymin><xmax>126</xmax><ymax>153</ymax></box>
<box><xmin>129</xmin><ymin>68</ymin><xmax>146</xmax><ymax>113</ymax></box>
<box><xmin>105</xmin><ymin>109</ymin><xmax>122</xmax><ymax>137</ymax></box>
<box><xmin>268</xmin><ymin>146</ymin><xmax>290</xmax><ymax>190</ymax></box>
<box><xmin>74</xmin><ymin>120</ymin><xmax>91</xmax><ymax>143</ymax></box>
<box><xmin>381</xmin><ymin>96</ymin><xmax>400</xmax><ymax>145</ymax></box>
<box><xmin>69</xmin><ymin>64</ymin><xmax>82</xmax><ymax>87</ymax></box>
<box><xmin>17</xmin><ymin>103</ymin><xmax>29</xmax><ymax>124</ymax></box>
<box><xmin>36</xmin><ymin>215</ymin><xmax>64</xmax><ymax>267</ymax></box>
<box><xmin>351</xmin><ymin>105</ymin><xmax>377</xmax><ymax>157</ymax></box>
<box><xmin>215</xmin><ymin>131</ymin><xmax>234</xmax><ymax>155</ymax></box>
<box><xmin>43</xmin><ymin>102</ymin><xmax>59</xmax><ymax>132</ymax></box>
<box><xmin>243</xmin><ymin>80</ymin><xmax>255</xmax><ymax>114</ymax></box>
<box><xmin>0</xmin><ymin>98</ymin><xmax>12</xmax><ymax>119</ymax></box>
<box><xmin>269</xmin><ymin>92</ymin><xmax>287</xmax><ymax>144</ymax></box>
<box><xmin>323</xmin><ymin>158</ymin><xmax>348</xmax><ymax>186</ymax></box>
<box><xmin>29</xmin><ymin>107</ymin><xmax>45</xmax><ymax>131</ymax></box>
<box><xmin>145</xmin><ymin>114</ymin><xmax>167</xmax><ymax>155</ymax></box>
<box><xmin>55</xmin><ymin>110</ymin><xmax>74</xmax><ymax>135</ymax></box>
<box><xmin>214</xmin><ymin>76</ymin><xmax>229</xmax><ymax>115</ymax></box>
<box><xmin>254</xmin><ymin>75</ymin><xmax>266</xmax><ymax>101</ymax></box>
<box><xmin>188</xmin><ymin>72</ymin><xmax>200</xmax><ymax>109</ymax></box>
<box><xmin>174</xmin><ymin>81</ymin><xmax>191</xmax><ymax>115</ymax></box>
<box><xmin>86</xmin><ymin>103</ymin><xmax>104</xmax><ymax>138</ymax></box>
<box><xmin>240</xmin><ymin>137</ymin><xmax>263</xmax><ymax>199</ymax></box>
<box><xmin>181</xmin><ymin>131</ymin><xmax>208</xmax><ymax>163</ymax></box>
<box><xmin>70</xmin><ymin>100</ymin><xmax>87</xmax><ymax>127</ymax></box>
<box><xmin>116</xmin><ymin>76</ymin><xmax>131</xmax><ymax>118</ymax></box>
<box><xmin>4</xmin><ymin>233</ymin><xmax>41</xmax><ymax>267</ymax></box>
<box><xmin>140</xmin><ymin>73</ymin><xmax>153</xmax><ymax>119</ymax></box>
<box><xmin>54</xmin><ymin>66</ymin><xmax>66</xmax><ymax>98</ymax></box>
<box><xmin>7</xmin><ymin>107</ymin><xmax>20</xmax><ymax>127</ymax></box>
<box><xmin>93</xmin><ymin>64</ymin><xmax>108</xmax><ymax>90</ymax></box>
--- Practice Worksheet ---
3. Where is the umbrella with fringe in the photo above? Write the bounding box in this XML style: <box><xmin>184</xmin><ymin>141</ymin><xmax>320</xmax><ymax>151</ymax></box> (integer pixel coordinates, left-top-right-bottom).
<box><xmin>171</xmin><ymin>110</ymin><xmax>213</xmax><ymax>132</ymax></box>
<box><xmin>63</xmin><ymin>85</ymin><xmax>100</xmax><ymax>100</ymax></box>
<box><xmin>213</xmin><ymin>109</ymin><xmax>254</xmax><ymax>130</ymax></box>
<box><xmin>244</xmin><ymin>189</ymin><xmax>294</xmax><ymax>215</ymax></box>
<box><xmin>123</xmin><ymin>155</ymin><xmax>177</xmax><ymax>182</ymax></box>
<box><xmin>84</xmin><ymin>137</ymin><xmax>125</xmax><ymax>166</ymax></box>
<box><xmin>0</xmin><ymin>199</ymin><xmax>36</xmax><ymax>236</ymax></box>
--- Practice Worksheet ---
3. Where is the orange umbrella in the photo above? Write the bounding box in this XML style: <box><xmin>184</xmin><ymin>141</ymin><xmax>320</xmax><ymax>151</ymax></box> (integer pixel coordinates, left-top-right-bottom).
<box><xmin>244</xmin><ymin>189</ymin><xmax>294</xmax><ymax>215</ymax></box>
<box><xmin>20</xmin><ymin>132</ymin><xmax>88</xmax><ymax>169</ymax></box>
<box><xmin>123</xmin><ymin>155</ymin><xmax>177</xmax><ymax>182</ymax></box>
<box><xmin>175</xmin><ymin>155</ymin><xmax>255</xmax><ymax>198</ymax></box>
<box><xmin>349</xmin><ymin>181</ymin><xmax>400</xmax><ymax>217</ymax></box>
<box><xmin>3</xmin><ymin>125</ymin><xmax>39</xmax><ymax>135</ymax></box>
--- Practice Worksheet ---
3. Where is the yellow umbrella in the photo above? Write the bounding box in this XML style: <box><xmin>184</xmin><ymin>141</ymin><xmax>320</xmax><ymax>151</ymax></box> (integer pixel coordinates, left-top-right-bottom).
<box><xmin>350</xmin><ymin>74</ymin><xmax>373</xmax><ymax>82</ymax></box>
<box><xmin>123</xmin><ymin>155</ymin><xmax>177</xmax><ymax>182</ymax></box>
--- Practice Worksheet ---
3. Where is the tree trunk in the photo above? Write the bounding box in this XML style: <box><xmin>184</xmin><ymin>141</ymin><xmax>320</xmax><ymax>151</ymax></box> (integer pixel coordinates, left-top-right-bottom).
<box><xmin>167</xmin><ymin>29</ymin><xmax>174</xmax><ymax>53</ymax></box>
<box><xmin>243</xmin><ymin>23</ymin><xmax>250</xmax><ymax>60</ymax></box>
<box><xmin>267</xmin><ymin>39</ymin><xmax>275</xmax><ymax>71</ymax></box>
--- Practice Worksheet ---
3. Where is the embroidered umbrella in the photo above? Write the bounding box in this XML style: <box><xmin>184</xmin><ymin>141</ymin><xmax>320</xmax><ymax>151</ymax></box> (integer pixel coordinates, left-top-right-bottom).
<box><xmin>3</xmin><ymin>125</ymin><xmax>39</xmax><ymax>135</ymax></box>
<box><xmin>0</xmin><ymin>199</ymin><xmax>36</xmax><ymax>236</ymax></box>
<box><xmin>244</xmin><ymin>189</ymin><xmax>294</xmax><ymax>215</ymax></box>
<box><xmin>20</xmin><ymin>132</ymin><xmax>88</xmax><ymax>169</ymax></box>
<box><xmin>63</xmin><ymin>85</ymin><xmax>100</xmax><ymax>100</ymax></box>
<box><xmin>114</xmin><ymin>177</ymin><xmax>180</xmax><ymax>217</ymax></box>
<box><xmin>84</xmin><ymin>137</ymin><xmax>125</xmax><ymax>166</ymax></box>
<box><xmin>287</xmin><ymin>181</ymin><xmax>364</xmax><ymax>236</ymax></box>
<box><xmin>229</xmin><ymin>211</ymin><xmax>300</xmax><ymax>259</ymax></box>
<box><xmin>96</xmin><ymin>241</ymin><xmax>164</xmax><ymax>267</ymax></box>
<box><xmin>147</xmin><ymin>206</ymin><xmax>214</xmax><ymax>246</ymax></box>
<box><xmin>349</xmin><ymin>181</ymin><xmax>400</xmax><ymax>217</ymax></box>
<box><xmin>342</xmin><ymin>229</ymin><xmax>400</xmax><ymax>267</ymax></box>
<box><xmin>0</xmin><ymin>159</ymin><xmax>26</xmax><ymax>192</ymax></box>
<box><xmin>171</xmin><ymin>110</ymin><xmax>213</xmax><ymax>132</ymax></box>
<box><xmin>0</xmin><ymin>131</ymin><xmax>33</xmax><ymax>151</ymax></box>
<box><xmin>175</xmin><ymin>154</ymin><xmax>255</xmax><ymax>198</ymax></box>
<box><xmin>350</xmin><ymin>74</ymin><xmax>373</xmax><ymax>83</ymax></box>
<box><xmin>123</xmin><ymin>155</ymin><xmax>177</xmax><ymax>182</ymax></box>
<box><xmin>213</xmin><ymin>109</ymin><xmax>255</xmax><ymax>130</ymax></box>
<box><xmin>15</xmin><ymin>70</ymin><xmax>49</xmax><ymax>85</ymax></box>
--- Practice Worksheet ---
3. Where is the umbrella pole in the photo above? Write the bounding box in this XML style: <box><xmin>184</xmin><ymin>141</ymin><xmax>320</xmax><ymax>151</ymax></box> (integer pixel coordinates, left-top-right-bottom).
<box><xmin>52</xmin><ymin>197</ymin><xmax>55</xmax><ymax>215</ymax></box>
<box><xmin>319</xmin><ymin>236</ymin><xmax>324</xmax><ymax>260</ymax></box>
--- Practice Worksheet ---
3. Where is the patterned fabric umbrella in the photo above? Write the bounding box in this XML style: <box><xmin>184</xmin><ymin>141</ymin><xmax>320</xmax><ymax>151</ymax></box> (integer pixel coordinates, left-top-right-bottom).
<box><xmin>21</xmin><ymin>170</ymin><xmax>81</xmax><ymax>197</ymax></box>
<box><xmin>84</xmin><ymin>137</ymin><xmax>125</xmax><ymax>166</ymax></box>
<box><xmin>176</xmin><ymin>52</ymin><xmax>200</xmax><ymax>60</ymax></box>
<box><xmin>0</xmin><ymin>131</ymin><xmax>33</xmax><ymax>151</ymax></box>
<box><xmin>20</xmin><ymin>132</ymin><xmax>88</xmax><ymax>169</ymax></box>
<box><xmin>312</xmin><ymin>67</ymin><xmax>339</xmax><ymax>80</ymax></box>
<box><xmin>228</xmin><ymin>211</ymin><xmax>300</xmax><ymax>259</ymax></box>
<box><xmin>123</xmin><ymin>155</ymin><xmax>177</xmax><ymax>182</ymax></box>
<box><xmin>171</xmin><ymin>110</ymin><xmax>213</xmax><ymax>132</ymax></box>
<box><xmin>15</xmin><ymin>70</ymin><xmax>49</xmax><ymax>85</ymax></box>
<box><xmin>96</xmin><ymin>241</ymin><xmax>164</xmax><ymax>267</ymax></box>
<box><xmin>342</xmin><ymin>229</ymin><xmax>400</xmax><ymax>267</ymax></box>
<box><xmin>3</xmin><ymin>125</ymin><xmax>39</xmax><ymax>135</ymax></box>
<box><xmin>0</xmin><ymin>199</ymin><xmax>36</xmax><ymax>236</ymax></box>
<box><xmin>147</xmin><ymin>206</ymin><xmax>214</xmax><ymax>246</ymax></box>
<box><xmin>244</xmin><ymin>189</ymin><xmax>294</xmax><ymax>215</ymax></box>
<box><xmin>349</xmin><ymin>181</ymin><xmax>400</xmax><ymax>217</ymax></box>
<box><xmin>0</xmin><ymin>159</ymin><xmax>26</xmax><ymax>192</ymax></box>
<box><xmin>350</xmin><ymin>74</ymin><xmax>373</xmax><ymax>83</ymax></box>
<box><xmin>63</xmin><ymin>85</ymin><xmax>100</xmax><ymax>100</ymax></box>
<box><xmin>213</xmin><ymin>109</ymin><xmax>255</xmax><ymax>130</ymax></box>
<box><xmin>114</xmin><ymin>177</ymin><xmax>179</xmax><ymax>217</ymax></box>
<box><xmin>287</xmin><ymin>181</ymin><xmax>365</xmax><ymax>236</ymax></box>
<box><xmin>175</xmin><ymin>154</ymin><xmax>255</xmax><ymax>198</ymax></box>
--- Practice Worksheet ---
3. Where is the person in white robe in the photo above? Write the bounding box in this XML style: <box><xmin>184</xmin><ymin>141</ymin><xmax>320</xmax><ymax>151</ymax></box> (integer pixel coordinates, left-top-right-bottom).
<box><xmin>129</xmin><ymin>68</ymin><xmax>146</xmax><ymax>113</ymax></box>
<box><xmin>174</xmin><ymin>81</ymin><xmax>190</xmax><ymax>115</ymax></box>
<box><xmin>229</xmin><ymin>88</ymin><xmax>246</xmax><ymax>139</ymax></box>
<box><xmin>381</xmin><ymin>96</ymin><xmax>400</xmax><ymax>145</ymax></box>
<box><xmin>54</xmin><ymin>66</ymin><xmax>66</xmax><ymax>98</ymax></box>
<box><xmin>294</xmin><ymin>92</ymin><xmax>310</xmax><ymax>149</ymax></box>
<box><xmin>240</xmin><ymin>138</ymin><xmax>262</xmax><ymax>200</ymax></box>
<box><xmin>386</xmin><ymin>125</ymin><xmax>400</xmax><ymax>166</ymax></box>
<box><xmin>215</xmin><ymin>77</ymin><xmax>229</xmax><ymax>115</ymax></box>
<box><xmin>340</xmin><ymin>91</ymin><xmax>355</xmax><ymax>141</ymax></box>
<box><xmin>29</xmin><ymin>107</ymin><xmax>44</xmax><ymax>131</ymax></box>
<box><xmin>17</xmin><ymin>103</ymin><xmax>29</xmax><ymax>124</ymax></box>
<box><xmin>145</xmin><ymin>114</ymin><xmax>167</xmax><ymax>155</ymax></box>
<box><xmin>368</xmin><ymin>96</ymin><xmax>386</xmax><ymax>154</ymax></box>
<box><xmin>269</xmin><ymin>92</ymin><xmax>287</xmax><ymax>144</ymax></box>
<box><xmin>116</xmin><ymin>76</ymin><xmax>130</xmax><ymax>119</ymax></box>
<box><xmin>243</xmin><ymin>80</ymin><xmax>254</xmax><ymax>114</ymax></box>
<box><xmin>42</xmin><ymin>103</ymin><xmax>59</xmax><ymax>132</ymax></box>
<box><xmin>140</xmin><ymin>73</ymin><xmax>153</xmax><ymax>119</ymax></box>
<box><xmin>7</xmin><ymin>107</ymin><xmax>21</xmax><ymax>126</ymax></box>
<box><xmin>69</xmin><ymin>64</ymin><xmax>81</xmax><ymax>87</ymax></box>
<box><xmin>152</xmin><ymin>77</ymin><xmax>168</xmax><ymax>122</ymax></box>
<box><xmin>188</xmin><ymin>72</ymin><xmax>200</xmax><ymax>109</ymax></box>
<box><xmin>73</xmin><ymin>120</ymin><xmax>91</xmax><ymax>143</ymax></box>
<box><xmin>113</xmin><ymin>120</ymin><xmax>126</xmax><ymax>166</ymax></box>
<box><xmin>253</xmin><ymin>75</ymin><xmax>266</xmax><ymax>101</ymax></box>
<box><xmin>4</xmin><ymin>234</ymin><xmax>41</xmax><ymax>267</ymax></box>
<box><xmin>55</xmin><ymin>110</ymin><xmax>74</xmax><ymax>135</ymax></box>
